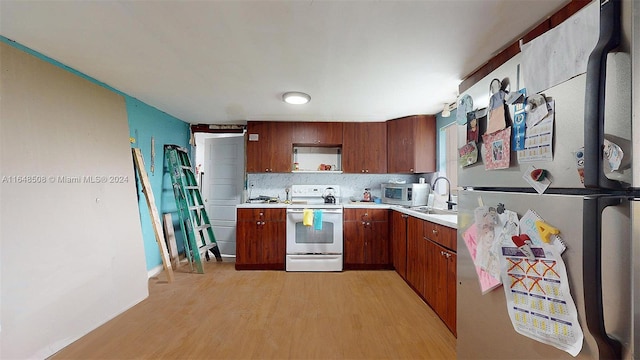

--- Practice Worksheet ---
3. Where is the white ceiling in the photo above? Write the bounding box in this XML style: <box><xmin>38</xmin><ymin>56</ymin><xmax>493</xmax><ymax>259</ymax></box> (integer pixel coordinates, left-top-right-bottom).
<box><xmin>1</xmin><ymin>0</ymin><xmax>569</xmax><ymax>124</ymax></box>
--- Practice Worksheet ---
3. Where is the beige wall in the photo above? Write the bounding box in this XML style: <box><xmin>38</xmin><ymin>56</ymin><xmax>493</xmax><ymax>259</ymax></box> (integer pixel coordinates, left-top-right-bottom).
<box><xmin>0</xmin><ymin>43</ymin><xmax>148</xmax><ymax>358</ymax></box>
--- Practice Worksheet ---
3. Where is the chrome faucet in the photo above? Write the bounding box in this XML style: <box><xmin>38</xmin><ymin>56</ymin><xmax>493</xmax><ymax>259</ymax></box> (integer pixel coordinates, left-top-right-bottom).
<box><xmin>432</xmin><ymin>176</ymin><xmax>456</xmax><ymax>210</ymax></box>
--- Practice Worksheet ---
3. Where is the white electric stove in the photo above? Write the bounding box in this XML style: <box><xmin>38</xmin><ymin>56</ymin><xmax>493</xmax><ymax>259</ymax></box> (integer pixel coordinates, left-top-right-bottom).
<box><xmin>285</xmin><ymin>185</ymin><xmax>343</xmax><ymax>271</ymax></box>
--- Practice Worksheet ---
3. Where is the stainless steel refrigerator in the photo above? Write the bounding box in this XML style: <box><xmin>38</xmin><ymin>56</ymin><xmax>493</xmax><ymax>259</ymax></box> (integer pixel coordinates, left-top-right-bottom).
<box><xmin>456</xmin><ymin>0</ymin><xmax>637</xmax><ymax>358</ymax></box>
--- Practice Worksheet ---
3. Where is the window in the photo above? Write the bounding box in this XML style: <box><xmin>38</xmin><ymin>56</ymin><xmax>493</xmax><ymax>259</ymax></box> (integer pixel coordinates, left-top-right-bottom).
<box><xmin>443</xmin><ymin>123</ymin><xmax>458</xmax><ymax>194</ymax></box>
<box><xmin>435</xmin><ymin>121</ymin><xmax>458</xmax><ymax>197</ymax></box>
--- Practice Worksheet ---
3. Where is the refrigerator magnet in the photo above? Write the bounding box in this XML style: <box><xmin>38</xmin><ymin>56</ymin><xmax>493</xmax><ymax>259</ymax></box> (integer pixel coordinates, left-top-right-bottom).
<box><xmin>467</xmin><ymin>116</ymin><xmax>479</xmax><ymax>143</ymax></box>
<box><xmin>487</xmin><ymin>105</ymin><xmax>507</xmax><ymax>134</ymax></box>
<box><xmin>457</xmin><ymin>94</ymin><xmax>473</xmax><ymax>125</ymax></box>
<box><xmin>458</xmin><ymin>141</ymin><xmax>478</xmax><ymax>167</ymax></box>
<box><xmin>512</xmin><ymin>89</ymin><xmax>527</xmax><ymax>151</ymax></box>
<box><xmin>482</xmin><ymin>127</ymin><xmax>511</xmax><ymax>170</ymax></box>
<box><xmin>523</xmin><ymin>165</ymin><xmax>551</xmax><ymax>194</ymax></box>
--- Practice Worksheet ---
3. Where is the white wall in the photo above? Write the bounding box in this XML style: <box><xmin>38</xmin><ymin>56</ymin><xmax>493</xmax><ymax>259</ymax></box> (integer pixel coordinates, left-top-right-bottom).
<box><xmin>0</xmin><ymin>43</ymin><xmax>149</xmax><ymax>358</ymax></box>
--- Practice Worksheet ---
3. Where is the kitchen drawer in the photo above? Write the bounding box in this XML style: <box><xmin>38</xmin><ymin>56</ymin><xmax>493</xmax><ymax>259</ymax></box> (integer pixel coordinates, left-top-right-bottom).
<box><xmin>344</xmin><ymin>208</ymin><xmax>389</xmax><ymax>222</ymax></box>
<box><xmin>424</xmin><ymin>221</ymin><xmax>456</xmax><ymax>251</ymax></box>
<box><xmin>237</xmin><ymin>208</ymin><xmax>285</xmax><ymax>221</ymax></box>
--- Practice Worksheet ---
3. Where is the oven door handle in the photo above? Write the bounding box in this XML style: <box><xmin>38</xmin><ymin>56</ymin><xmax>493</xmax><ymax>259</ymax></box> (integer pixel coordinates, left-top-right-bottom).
<box><xmin>287</xmin><ymin>209</ymin><xmax>343</xmax><ymax>214</ymax></box>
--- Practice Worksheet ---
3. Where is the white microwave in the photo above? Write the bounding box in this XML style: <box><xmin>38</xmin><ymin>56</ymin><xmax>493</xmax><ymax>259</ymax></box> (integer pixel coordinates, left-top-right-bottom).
<box><xmin>381</xmin><ymin>183</ymin><xmax>430</xmax><ymax>207</ymax></box>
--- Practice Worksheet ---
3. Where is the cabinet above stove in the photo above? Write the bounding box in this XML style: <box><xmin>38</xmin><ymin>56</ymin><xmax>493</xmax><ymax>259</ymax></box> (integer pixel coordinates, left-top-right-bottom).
<box><xmin>293</xmin><ymin>146</ymin><xmax>342</xmax><ymax>173</ymax></box>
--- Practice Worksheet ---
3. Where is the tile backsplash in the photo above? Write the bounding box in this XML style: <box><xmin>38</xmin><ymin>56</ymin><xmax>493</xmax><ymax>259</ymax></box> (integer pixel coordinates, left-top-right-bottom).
<box><xmin>246</xmin><ymin>173</ymin><xmax>434</xmax><ymax>202</ymax></box>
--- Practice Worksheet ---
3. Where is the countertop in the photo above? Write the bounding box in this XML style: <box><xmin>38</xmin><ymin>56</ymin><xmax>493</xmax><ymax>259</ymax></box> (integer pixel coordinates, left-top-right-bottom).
<box><xmin>237</xmin><ymin>203</ymin><xmax>289</xmax><ymax>208</ymax></box>
<box><xmin>236</xmin><ymin>202</ymin><xmax>457</xmax><ymax>229</ymax></box>
<box><xmin>391</xmin><ymin>206</ymin><xmax>457</xmax><ymax>229</ymax></box>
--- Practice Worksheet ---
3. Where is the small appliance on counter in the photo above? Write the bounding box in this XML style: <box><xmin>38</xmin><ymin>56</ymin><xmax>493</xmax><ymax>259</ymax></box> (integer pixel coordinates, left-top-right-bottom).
<box><xmin>363</xmin><ymin>188</ymin><xmax>372</xmax><ymax>202</ymax></box>
<box><xmin>322</xmin><ymin>187</ymin><xmax>337</xmax><ymax>204</ymax></box>
<box><xmin>381</xmin><ymin>182</ymin><xmax>430</xmax><ymax>206</ymax></box>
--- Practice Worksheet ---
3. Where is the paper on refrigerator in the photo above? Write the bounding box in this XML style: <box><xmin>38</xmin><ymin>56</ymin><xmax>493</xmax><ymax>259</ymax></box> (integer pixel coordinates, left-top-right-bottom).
<box><xmin>462</xmin><ymin>223</ymin><xmax>502</xmax><ymax>294</ymax></box>
<box><xmin>520</xmin><ymin>0</ymin><xmax>598</xmax><ymax>95</ymax></box>
<box><xmin>462</xmin><ymin>208</ymin><xmax>520</xmax><ymax>293</ymax></box>
<box><xmin>519</xmin><ymin>209</ymin><xmax>567</xmax><ymax>254</ymax></box>
<box><xmin>500</xmin><ymin>242</ymin><xmax>583</xmax><ymax>356</ymax></box>
<box><xmin>517</xmin><ymin>101</ymin><xmax>555</xmax><ymax>163</ymax></box>
<box><xmin>475</xmin><ymin>208</ymin><xmax>520</xmax><ymax>280</ymax></box>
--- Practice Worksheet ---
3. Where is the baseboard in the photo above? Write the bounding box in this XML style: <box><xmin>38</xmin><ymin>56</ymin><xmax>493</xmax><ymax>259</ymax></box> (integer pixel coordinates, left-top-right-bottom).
<box><xmin>147</xmin><ymin>264</ymin><xmax>163</xmax><ymax>278</ymax></box>
<box><xmin>147</xmin><ymin>254</ymin><xmax>235</xmax><ymax>277</ymax></box>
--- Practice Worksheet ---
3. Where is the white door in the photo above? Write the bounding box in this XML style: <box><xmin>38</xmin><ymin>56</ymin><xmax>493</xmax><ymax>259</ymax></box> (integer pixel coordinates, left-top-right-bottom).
<box><xmin>202</xmin><ymin>135</ymin><xmax>244</xmax><ymax>256</ymax></box>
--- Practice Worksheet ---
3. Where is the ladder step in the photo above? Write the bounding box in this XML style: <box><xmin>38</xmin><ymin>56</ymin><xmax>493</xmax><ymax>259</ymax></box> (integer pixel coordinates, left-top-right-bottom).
<box><xmin>199</xmin><ymin>243</ymin><xmax>219</xmax><ymax>252</ymax></box>
<box><xmin>185</xmin><ymin>186</ymin><xmax>199</xmax><ymax>190</ymax></box>
<box><xmin>166</xmin><ymin>145</ymin><xmax>189</xmax><ymax>154</ymax></box>
<box><xmin>189</xmin><ymin>205</ymin><xmax>205</xmax><ymax>211</ymax></box>
<box><xmin>194</xmin><ymin>224</ymin><xmax>211</xmax><ymax>231</ymax></box>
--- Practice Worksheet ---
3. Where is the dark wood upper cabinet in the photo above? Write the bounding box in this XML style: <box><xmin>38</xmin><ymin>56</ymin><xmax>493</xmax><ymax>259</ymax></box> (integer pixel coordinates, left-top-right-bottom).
<box><xmin>246</xmin><ymin>121</ymin><xmax>292</xmax><ymax>173</ymax></box>
<box><xmin>387</xmin><ymin>115</ymin><xmax>436</xmax><ymax>174</ymax></box>
<box><xmin>292</xmin><ymin>122</ymin><xmax>343</xmax><ymax>145</ymax></box>
<box><xmin>246</xmin><ymin>116</ymin><xmax>436</xmax><ymax>174</ymax></box>
<box><xmin>342</xmin><ymin>122</ymin><xmax>387</xmax><ymax>173</ymax></box>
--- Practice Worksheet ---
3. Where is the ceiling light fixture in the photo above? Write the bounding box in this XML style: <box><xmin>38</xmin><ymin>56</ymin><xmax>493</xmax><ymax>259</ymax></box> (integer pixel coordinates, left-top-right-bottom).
<box><xmin>282</xmin><ymin>91</ymin><xmax>311</xmax><ymax>105</ymax></box>
<box><xmin>442</xmin><ymin>103</ymin><xmax>451</xmax><ymax>118</ymax></box>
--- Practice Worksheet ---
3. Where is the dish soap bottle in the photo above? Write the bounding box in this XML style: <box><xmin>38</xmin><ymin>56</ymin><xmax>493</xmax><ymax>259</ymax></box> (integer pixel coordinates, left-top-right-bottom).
<box><xmin>363</xmin><ymin>188</ymin><xmax>372</xmax><ymax>202</ymax></box>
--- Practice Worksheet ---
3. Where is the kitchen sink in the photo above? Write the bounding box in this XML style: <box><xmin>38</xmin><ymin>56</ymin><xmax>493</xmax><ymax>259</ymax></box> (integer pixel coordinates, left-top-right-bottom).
<box><xmin>409</xmin><ymin>206</ymin><xmax>457</xmax><ymax>215</ymax></box>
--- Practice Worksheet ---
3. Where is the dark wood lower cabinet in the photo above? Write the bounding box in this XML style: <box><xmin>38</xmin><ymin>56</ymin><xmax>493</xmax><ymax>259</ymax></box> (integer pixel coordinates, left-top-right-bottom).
<box><xmin>391</xmin><ymin>211</ymin><xmax>408</xmax><ymax>280</ymax></box>
<box><xmin>343</xmin><ymin>208</ymin><xmax>391</xmax><ymax>270</ymax></box>
<box><xmin>399</xmin><ymin>214</ymin><xmax>457</xmax><ymax>336</ymax></box>
<box><xmin>406</xmin><ymin>216</ymin><xmax>426</xmax><ymax>296</ymax></box>
<box><xmin>236</xmin><ymin>208</ymin><xmax>285</xmax><ymax>270</ymax></box>
<box><xmin>424</xmin><ymin>238</ymin><xmax>457</xmax><ymax>336</ymax></box>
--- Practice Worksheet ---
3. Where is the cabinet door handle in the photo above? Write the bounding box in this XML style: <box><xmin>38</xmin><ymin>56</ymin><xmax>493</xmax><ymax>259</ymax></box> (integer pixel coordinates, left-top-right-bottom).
<box><xmin>401</xmin><ymin>214</ymin><xmax>408</xmax><ymax>218</ymax></box>
<box><xmin>432</xmin><ymin>229</ymin><xmax>438</xmax><ymax>235</ymax></box>
<box><xmin>410</xmin><ymin>168</ymin><xmax>414</xmax><ymax>173</ymax></box>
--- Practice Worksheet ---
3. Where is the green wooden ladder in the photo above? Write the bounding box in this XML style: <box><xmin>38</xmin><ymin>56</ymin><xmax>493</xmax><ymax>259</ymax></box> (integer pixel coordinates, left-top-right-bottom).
<box><xmin>165</xmin><ymin>145</ymin><xmax>222</xmax><ymax>274</ymax></box>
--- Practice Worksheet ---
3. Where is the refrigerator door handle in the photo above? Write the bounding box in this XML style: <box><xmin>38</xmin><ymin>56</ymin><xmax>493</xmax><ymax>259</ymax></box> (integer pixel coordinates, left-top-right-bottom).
<box><xmin>584</xmin><ymin>0</ymin><xmax>621</xmax><ymax>190</ymax></box>
<box><xmin>583</xmin><ymin>195</ymin><xmax>624</xmax><ymax>359</ymax></box>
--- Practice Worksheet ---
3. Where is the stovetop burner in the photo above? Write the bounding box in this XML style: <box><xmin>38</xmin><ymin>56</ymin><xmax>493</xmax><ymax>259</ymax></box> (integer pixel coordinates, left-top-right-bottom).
<box><xmin>290</xmin><ymin>184</ymin><xmax>341</xmax><ymax>207</ymax></box>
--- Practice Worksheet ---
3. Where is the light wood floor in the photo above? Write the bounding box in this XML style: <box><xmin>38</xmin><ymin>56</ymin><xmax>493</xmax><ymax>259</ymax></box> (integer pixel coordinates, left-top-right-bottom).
<box><xmin>53</xmin><ymin>260</ymin><xmax>456</xmax><ymax>359</ymax></box>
